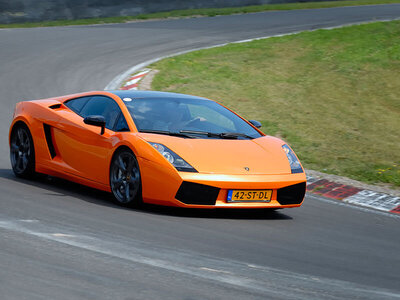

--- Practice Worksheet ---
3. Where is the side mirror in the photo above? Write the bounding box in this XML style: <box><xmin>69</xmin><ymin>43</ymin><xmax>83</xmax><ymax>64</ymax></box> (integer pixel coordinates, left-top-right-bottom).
<box><xmin>84</xmin><ymin>115</ymin><xmax>106</xmax><ymax>135</ymax></box>
<box><xmin>249</xmin><ymin>120</ymin><xmax>262</xmax><ymax>128</ymax></box>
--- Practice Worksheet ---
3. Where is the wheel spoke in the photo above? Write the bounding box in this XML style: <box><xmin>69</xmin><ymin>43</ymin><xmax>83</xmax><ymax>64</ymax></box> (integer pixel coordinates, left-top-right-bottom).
<box><xmin>11</xmin><ymin>143</ymin><xmax>19</xmax><ymax>153</ymax></box>
<box><xmin>130</xmin><ymin>168</ymin><xmax>140</xmax><ymax>197</ymax></box>
<box><xmin>117</xmin><ymin>156</ymin><xmax>126</xmax><ymax>172</ymax></box>
<box><xmin>17</xmin><ymin>129</ymin><xmax>24</xmax><ymax>145</ymax></box>
<box><xmin>112</xmin><ymin>178</ymin><xmax>124</xmax><ymax>188</ymax></box>
<box><xmin>23</xmin><ymin>138</ymin><xmax>30</xmax><ymax>150</ymax></box>
<box><xmin>22</xmin><ymin>154</ymin><xmax>28</xmax><ymax>169</ymax></box>
<box><xmin>133</xmin><ymin>168</ymin><xmax>140</xmax><ymax>180</ymax></box>
<box><xmin>16</xmin><ymin>156</ymin><xmax>23</xmax><ymax>170</ymax></box>
<box><xmin>131</xmin><ymin>181</ymin><xmax>140</xmax><ymax>198</ymax></box>
<box><xmin>125</xmin><ymin>182</ymin><xmax>130</xmax><ymax>201</ymax></box>
<box><xmin>128</xmin><ymin>177</ymin><xmax>137</xmax><ymax>185</ymax></box>
<box><xmin>126</xmin><ymin>157</ymin><xmax>133</xmax><ymax>173</ymax></box>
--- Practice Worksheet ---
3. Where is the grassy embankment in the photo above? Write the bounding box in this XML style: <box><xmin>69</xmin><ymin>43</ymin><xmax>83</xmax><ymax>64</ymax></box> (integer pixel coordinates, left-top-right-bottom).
<box><xmin>1</xmin><ymin>0</ymin><xmax>400</xmax><ymax>28</ymax></box>
<box><xmin>150</xmin><ymin>21</ymin><xmax>400</xmax><ymax>187</ymax></box>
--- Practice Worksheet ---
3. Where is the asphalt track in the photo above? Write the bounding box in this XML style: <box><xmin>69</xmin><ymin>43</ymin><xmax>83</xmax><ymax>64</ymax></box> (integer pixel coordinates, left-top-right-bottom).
<box><xmin>1</xmin><ymin>4</ymin><xmax>400</xmax><ymax>299</ymax></box>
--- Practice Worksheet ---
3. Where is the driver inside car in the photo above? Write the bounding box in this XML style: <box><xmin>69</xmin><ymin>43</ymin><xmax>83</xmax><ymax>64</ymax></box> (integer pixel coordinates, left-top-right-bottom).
<box><xmin>153</xmin><ymin>102</ymin><xmax>205</xmax><ymax>132</ymax></box>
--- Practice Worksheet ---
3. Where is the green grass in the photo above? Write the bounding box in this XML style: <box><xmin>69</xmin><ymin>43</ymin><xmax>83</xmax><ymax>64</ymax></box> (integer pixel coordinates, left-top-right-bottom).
<box><xmin>1</xmin><ymin>0</ymin><xmax>400</xmax><ymax>28</ymax></box>
<box><xmin>151</xmin><ymin>21</ymin><xmax>400</xmax><ymax>187</ymax></box>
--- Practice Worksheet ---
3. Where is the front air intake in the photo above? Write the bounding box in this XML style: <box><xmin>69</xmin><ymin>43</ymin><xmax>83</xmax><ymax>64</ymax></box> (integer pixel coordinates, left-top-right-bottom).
<box><xmin>277</xmin><ymin>182</ymin><xmax>306</xmax><ymax>205</ymax></box>
<box><xmin>175</xmin><ymin>182</ymin><xmax>220</xmax><ymax>205</ymax></box>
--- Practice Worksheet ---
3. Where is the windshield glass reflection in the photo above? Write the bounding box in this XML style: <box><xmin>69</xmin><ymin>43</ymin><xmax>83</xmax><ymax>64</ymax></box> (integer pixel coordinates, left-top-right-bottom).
<box><xmin>123</xmin><ymin>97</ymin><xmax>262</xmax><ymax>139</ymax></box>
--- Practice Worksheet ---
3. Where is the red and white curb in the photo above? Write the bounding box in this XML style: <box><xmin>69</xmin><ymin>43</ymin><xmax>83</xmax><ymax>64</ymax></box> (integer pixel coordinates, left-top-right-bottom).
<box><xmin>119</xmin><ymin>69</ymin><xmax>151</xmax><ymax>90</ymax></box>
<box><xmin>306</xmin><ymin>176</ymin><xmax>400</xmax><ymax>214</ymax></box>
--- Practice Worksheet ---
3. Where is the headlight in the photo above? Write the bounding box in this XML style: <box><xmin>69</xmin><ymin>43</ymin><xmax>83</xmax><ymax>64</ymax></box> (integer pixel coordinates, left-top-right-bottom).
<box><xmin>149</xmin><ymin>142</ymin><xmax>197</xmax><ymax>172</ymax></box>
<box><xmin>282</xmin><ymin>144</ymin><xmax>303</xmax><ymax>174</ymax></box>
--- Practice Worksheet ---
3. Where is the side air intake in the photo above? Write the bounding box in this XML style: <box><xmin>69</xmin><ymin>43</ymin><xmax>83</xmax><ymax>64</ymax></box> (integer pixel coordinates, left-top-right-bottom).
<box><xmin>43</xmin><ymin>124</ymin><xmax>57</xmax><ymax>159</ymax></box>
<box><xmin>49</xmin><ymin>104</ymin><xmax>61</xmax><ymax>109</ymax></box>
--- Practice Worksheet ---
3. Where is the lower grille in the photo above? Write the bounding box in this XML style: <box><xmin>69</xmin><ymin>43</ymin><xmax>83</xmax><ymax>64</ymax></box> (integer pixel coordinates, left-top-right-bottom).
<box><xmin>277</xmin><ymin>182</ymin><xmax>306</xmax><ymax>205</ymax></box>
<box><xmin>175</xmin><ymin>182</ymin><xmax>220</xmax><ymax>205</ymax></box>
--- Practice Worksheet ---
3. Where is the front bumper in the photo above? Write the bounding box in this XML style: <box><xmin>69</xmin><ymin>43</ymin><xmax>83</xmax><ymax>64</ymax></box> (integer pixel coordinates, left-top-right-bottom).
<box><xmin>173</xmin><ymin>172</ymin><xmax>306</xmax><ymax>208</ymax></box>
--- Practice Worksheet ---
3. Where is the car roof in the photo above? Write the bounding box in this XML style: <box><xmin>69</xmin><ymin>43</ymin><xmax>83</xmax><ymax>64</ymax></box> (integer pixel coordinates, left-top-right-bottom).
<box><xmin>108</xmin><ymin>90</ymin><xmax>211</xmax><ymax>101</ymax></box>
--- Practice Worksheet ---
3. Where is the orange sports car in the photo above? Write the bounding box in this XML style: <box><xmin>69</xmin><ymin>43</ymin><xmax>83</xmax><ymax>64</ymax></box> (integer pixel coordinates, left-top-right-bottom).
<box><xmin>9</xmin><ymin>90</ymin><xmax>306</xmax><ymax>209</ymax></box>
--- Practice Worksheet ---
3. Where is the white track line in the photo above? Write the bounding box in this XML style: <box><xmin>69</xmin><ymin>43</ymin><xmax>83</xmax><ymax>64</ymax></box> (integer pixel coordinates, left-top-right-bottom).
<box><xmin>1</xmin><ymin>216</ymin><xmax>399</xmax><ymax>299</ymax></box>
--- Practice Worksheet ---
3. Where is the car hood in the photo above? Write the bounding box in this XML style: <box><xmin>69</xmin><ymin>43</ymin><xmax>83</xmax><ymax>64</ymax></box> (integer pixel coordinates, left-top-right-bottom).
<box><xmin>138</xmin><ymin>133</ymin><xmax>293</xmax><ymax>175</ymax></box>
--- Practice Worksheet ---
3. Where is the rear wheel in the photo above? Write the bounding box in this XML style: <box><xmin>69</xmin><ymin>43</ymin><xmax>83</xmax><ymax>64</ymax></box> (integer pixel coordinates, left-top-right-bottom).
<box><xmin>110</xmin><ymin>148</ymin><xmax>142</xmax><ymax>207</ymax></box>
<box><xmin>10</xmin><ymin>123</ymin><xmax>36</xmax><ymax>178</ymax></box>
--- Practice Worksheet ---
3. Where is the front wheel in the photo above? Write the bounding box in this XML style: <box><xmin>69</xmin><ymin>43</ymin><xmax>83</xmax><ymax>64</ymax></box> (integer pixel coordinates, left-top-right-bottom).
<box><xmin>110</xmin><ymin>148</ymin><xmax>142</xmax><ymax>207</ymax></box>
<box><xmin>10</xmin><ymin>123</ymin><xmax>36</xmax><ymax>178</ymax></box>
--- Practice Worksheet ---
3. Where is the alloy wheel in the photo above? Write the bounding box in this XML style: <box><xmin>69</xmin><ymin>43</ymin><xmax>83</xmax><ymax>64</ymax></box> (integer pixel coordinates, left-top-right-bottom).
<box><xmin>10</xmin><ymin>125</ymin><xmax>35</xmax><ymax>177</ymax></box>
<box><xmin>110</xmin><ymin>150</ymin><xmax>141</xmax><ymax>205</ymax></box>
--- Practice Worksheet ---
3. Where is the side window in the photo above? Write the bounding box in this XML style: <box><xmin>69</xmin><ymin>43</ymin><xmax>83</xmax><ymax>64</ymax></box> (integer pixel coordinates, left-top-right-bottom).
<box><xmin>65</xmin><ymin>96</ymin><xmax>91</xmax><ymax>113</ymax></box>
<box><xmin>79</xmin><ymin>96</ymin><xmax>123</xmax><ymax>130</ymax></box>
<box><xmin>114</xmin><ymin>113</ymin><xmax>130</xmax><ymax>132</ymax></box>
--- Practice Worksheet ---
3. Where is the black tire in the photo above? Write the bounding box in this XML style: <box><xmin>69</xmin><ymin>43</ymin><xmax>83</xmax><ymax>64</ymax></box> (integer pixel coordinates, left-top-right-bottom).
<box><xmin>110</xmin><ymin>148</ymin><xmax>142</xmax><ymax>207</ymax></box>
<box><xmin>10</xmin><ymin>123</ymin><xmax>36</xmax><ymax>179</ymax></box>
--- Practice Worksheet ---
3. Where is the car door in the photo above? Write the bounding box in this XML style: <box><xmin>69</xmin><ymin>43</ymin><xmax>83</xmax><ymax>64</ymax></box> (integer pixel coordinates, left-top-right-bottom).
<box><xmin>53</xmin><ymin>95</ymin><xmax>129</xmax><ymax>185</ymax></box>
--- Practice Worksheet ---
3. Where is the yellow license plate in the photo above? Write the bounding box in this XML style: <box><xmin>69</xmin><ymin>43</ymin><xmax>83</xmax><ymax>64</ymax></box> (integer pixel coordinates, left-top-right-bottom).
<box><xmin>227</xmin><ymin>190</ymin><xmax>272</xmax><ymax>202</ymax></box>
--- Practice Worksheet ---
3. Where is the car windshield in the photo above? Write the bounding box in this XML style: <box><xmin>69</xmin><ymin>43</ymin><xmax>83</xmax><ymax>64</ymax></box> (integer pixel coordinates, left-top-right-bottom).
<box><xmin>123</xmin><ymin>97</ymin><xmax>262</xmax><ymax>139</ymax></box>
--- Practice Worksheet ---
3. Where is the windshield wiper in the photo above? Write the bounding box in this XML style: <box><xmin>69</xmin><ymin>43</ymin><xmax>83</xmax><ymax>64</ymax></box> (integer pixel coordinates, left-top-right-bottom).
<box><xmin>139</xmin><ymin>129</ymin><xmax>196</xmax><ymax>138</ymax></box>
<box><xmin>219</xmin><ymin>132</ymin><xmax>255</xmax><ymax>139</ymax></box>
<box><xmin>180</xmin><ymin>130</ymin><xmax>254</xmax><ymax>139</ymax></box>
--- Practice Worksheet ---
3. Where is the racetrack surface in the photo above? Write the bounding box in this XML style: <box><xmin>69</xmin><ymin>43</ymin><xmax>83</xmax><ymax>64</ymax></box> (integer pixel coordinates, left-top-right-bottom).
<box><xmin>1</xmin><ymin>5</ymin><xmax>400</xmax><ymax>299</ymax></box>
